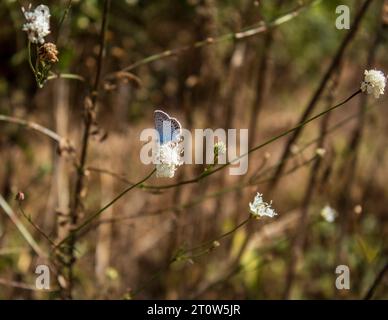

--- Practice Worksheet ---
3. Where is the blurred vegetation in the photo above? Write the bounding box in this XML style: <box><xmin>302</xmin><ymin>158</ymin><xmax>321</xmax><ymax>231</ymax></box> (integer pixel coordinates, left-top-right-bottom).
<box><xmin>0</xmin><ymin>0</ymin><xmax>387</xmax><ymax>299</ymax></box>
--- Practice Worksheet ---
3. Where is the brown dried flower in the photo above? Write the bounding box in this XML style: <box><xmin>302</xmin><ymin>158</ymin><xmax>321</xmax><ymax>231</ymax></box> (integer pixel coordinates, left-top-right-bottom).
<box><xmin>38</xmin><ymin>42</ymin><xmax>59</xmax><ymax>64</ymax></box>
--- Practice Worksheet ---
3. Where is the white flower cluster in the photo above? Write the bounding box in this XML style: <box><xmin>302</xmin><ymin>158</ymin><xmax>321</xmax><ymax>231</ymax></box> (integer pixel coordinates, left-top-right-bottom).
<box><xmin>321</xmin><ymin>205</ymin><xmax>337</xmax><ymax>223</ymax></box>
<box><xmin>22</xmin><ymin>4</ymin><xmax>51</xmax><ymax>44</ymax></box>
<box><xmin>249</xmin><ymin>193</ymin><xmax>277</xmax><ymax>218</ymax></box>
<box><xmin>154</xmin><ymin>142</ymin><xmax>183</xmax><ymax>178</ymax></box>
<box><xmin>360</xmin><ymin>69</ymin><xmax>386</xmax><ymax>99</ymax></box>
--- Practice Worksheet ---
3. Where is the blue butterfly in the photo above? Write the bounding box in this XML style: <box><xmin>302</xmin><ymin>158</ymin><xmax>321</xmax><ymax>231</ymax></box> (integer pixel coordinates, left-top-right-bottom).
<box><xmin>154</xmin><ymin>109</ymin><xmax>182</xmax><ymax>144</ymax></box>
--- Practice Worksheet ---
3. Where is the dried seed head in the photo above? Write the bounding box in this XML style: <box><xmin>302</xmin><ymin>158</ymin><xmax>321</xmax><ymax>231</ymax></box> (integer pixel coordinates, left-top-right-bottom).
<box><xmin>58</xmin><ymin>138</ymin><xmax>75</xmax><ymax>156</ymax></box>
<box><xmin>38</xmin><ymin>42</ymin><xmax>59</xmax><ymax>64</ymax></box>
<box><xmin>15</xmin><ymin>191</ymin><xmax>25</xmax><ymax>202</ymax></box>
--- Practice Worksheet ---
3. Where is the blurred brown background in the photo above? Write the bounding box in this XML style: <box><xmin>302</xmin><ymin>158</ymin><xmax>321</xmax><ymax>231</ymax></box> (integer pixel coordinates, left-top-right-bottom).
<box><xmin>0</xmin><ymin>0</ymin><xmax>387</xmax><ymax>299</ymax></box>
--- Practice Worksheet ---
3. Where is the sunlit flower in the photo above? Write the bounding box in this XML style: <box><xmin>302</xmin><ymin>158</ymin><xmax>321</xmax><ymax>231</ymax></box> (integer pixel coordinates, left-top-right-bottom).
<box><xmin>22</xmin><ymin>4</ymin><xmax>51</xmax><ymax>44</ymax></box>
<box><xmin>315</xmin><ymin>148</ymin><xmax>326</xmax><ymax>158</ymax></box>
<box><xmin>214</xmin><ymin>141</ymin><xmax>227</xmax><ymax>156</ymax></box>
<box><xmin>249</xmin><ymin>193</ymin><xmax>277</xmax><ymax>218</ymax></box>
<box><xmin>154</xmin><ymin>142</ymin><xmax>183</xmax><ymax>178</ymax></box>
<box><xmin>321</xmin><ymin>205</ymin><xmax>337</xmax><ymax>223</ymax></box>
<box><xmin>360</xmin><ymin>69</ymin><xmax>386</xmax><ymax>99</ymax></box>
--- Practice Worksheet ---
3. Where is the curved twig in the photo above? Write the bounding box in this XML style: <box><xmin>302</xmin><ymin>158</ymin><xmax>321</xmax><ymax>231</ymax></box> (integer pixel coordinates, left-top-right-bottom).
<box><xmin>363</xmin><ymin>262</ymin><xmax>388</xmax><ymax>300</ymax></box>
<box><xmin>105</xmin><ymin>0</ymin><xmax>321</xmax><ymax>78</ymax></box>
<box><xmin>0</xmin><ymin>194</ymin><xmax>46</xmax><ymax>258</ymax></box>
<box><xmin>0</xmin><ymin>114</ymin><xmax>62</xmax><ymax>142</ymax></box>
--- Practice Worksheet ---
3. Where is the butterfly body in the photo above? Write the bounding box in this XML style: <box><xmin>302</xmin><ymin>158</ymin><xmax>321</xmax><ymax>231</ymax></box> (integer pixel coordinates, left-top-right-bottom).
<box><xmin>154</xmin><ymin>110</ymin><xmax>182</xmax><ymax>144</ymax></box>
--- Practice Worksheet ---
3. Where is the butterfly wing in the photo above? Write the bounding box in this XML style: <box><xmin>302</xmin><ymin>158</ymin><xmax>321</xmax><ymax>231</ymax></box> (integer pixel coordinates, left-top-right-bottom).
<box><xmin>154</xmin><ymin>110</ymin><xmax>170</xmax><ymax>143</ymax></box>
<box><xmin>169</xmin><ymin>117</ymin><xmax>182</xmax><ymax>142</ymax></box>
<box><xmin>154</xmin><ymin>110</ymin><xmax>182</xmax><ymax>144</ymax></box>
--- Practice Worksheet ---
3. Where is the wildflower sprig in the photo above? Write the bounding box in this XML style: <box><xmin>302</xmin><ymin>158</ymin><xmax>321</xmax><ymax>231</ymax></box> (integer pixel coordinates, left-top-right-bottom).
<box><xmin>214</xmin><ymin>141</ymin><xmax>227</xmax><ymax>163</ymax></box>
<box><xmin>360</xmin><ymin>69</ymin><xmax>386</xmax><ymax>99</ymax></box>
<box><xmin>202</xmin><ymin>141</ymin><xmax>227</xmax><ymax>174</ymax></box>
<box><xmin>22</xmin><ymin>4</ymin><xmax>50</xmax><ymax>44</ymax></box>
<box><xmin>249</xmin><ymin>193</ymin><xmax>277</xmax><ymax>219</ymax></box>
<box><xmin>321</xmin><ymin>205</ymin><xmax>337</xmax><ymax>223</ymax></box>
<box><xmin>22</xmin><ymin>4</ymin><xmax>59</xmax><ymax>88</ymax></box>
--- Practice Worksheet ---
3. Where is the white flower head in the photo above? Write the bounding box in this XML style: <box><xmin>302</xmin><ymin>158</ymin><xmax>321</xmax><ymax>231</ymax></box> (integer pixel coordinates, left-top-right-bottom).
<box><xmin>214</xmin><ymin>141</ymin><xmax>226</xmax><ymax>156</ymax></box>
<box><xmin>315</xmin><ymin>148</ymin><xmax>326</xmax><ymax>158</ymax></box>
<box><xmin>22</xmin><ymin>4</ymin><xmax>51</xmax><ymax>44</ymax></box>
<box><xmin>249</xmin><ymin>192</ymin><xmax>277</xmax><ymax>218</ymax></box>
<box><xmin>321</xmin><ymin>205</ymin><xmax>337</xmax><ymax>223</ymax></box>
<box><xmin>154</xmin><ymin>141</ymin><xmax>183</xmax><ymax>178</ymax></box>
<box><xmin>360</xmin><ymin>69</ymin><xmax>386</xmax><ymax>99</ymax></box>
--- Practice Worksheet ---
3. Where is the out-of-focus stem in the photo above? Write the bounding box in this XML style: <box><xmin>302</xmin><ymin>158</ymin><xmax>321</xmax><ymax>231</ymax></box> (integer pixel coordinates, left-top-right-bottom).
<box><xmin>0</xmin><ymin>114</ymin><xmax>62</xmax><ymax>142</ymax></box>
<box><xmin>63</xmin><ymin>0</ymin><xmax>111</xmax><ymax>299</ymax></box>
<box><xmin>0</xmin><ymin>194</ymin><xmax>46</xmax><ymax>258</ymax></box>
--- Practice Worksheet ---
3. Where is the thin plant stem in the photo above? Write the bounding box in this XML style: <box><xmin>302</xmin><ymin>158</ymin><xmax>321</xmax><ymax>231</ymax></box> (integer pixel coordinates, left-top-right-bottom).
<box><xmin>54</xmin><ymin>169</ymin><xmax>156</xmax><ymax>250</ymax></box>
<box><xmin>0</xmin><ymin>194</ymin><xmax>46</xmax><ymax>258</ymax></box>
<box><xmin>64</xmin><ymin>0</ymin><xmax>111</xmax><ymax>299</ymax></box>
<box><xmin>56</xmin><ymin>0</ymin><xmax>73</xmax><ymax>43</ymax></box>
<box><xmin>132</xmin><ymin>215</ymin><xmax>251</xmax><ymax>297</ymax></box>
<box><xmin>283</xmin><ymin>68</ymin><xmax>342</xmax><ymax>299</ymax></box>
<box><xmin>0</xmin><ymin>114</ymin><xmax>63</xmax><ymax>142</ymax></box>
<box><xmin>248</xmin><ymin>0</ymin><xmax>282</xmax><ymax>149</ymax></box>
<box><xmin>18</xmin><ymin>202</ymin><xmax>56</xmax><ymax>248</ymax></box>
<box><xmin>27</xmin><ymin>41</ymin><xmax>36</xmax><ymax>74</ymax></box>
<box><xmin>187</xmin><ymin>217</ymin><xmax>251</xmax><ymax>253</ymax></box>
<box><xmin>0</xmin><ymin>278</ymin><xmax>57</xmax><ymax>292</ymax></box>
<box><xmin>47</xmin><ymin>73</ymin><xmax>85</xmax><ymax>82</ymax></box>
<box><xmin>86</xmin><ymin>166</ymin><xmax>135</xmax><ymax>185</ymax></box>
<box><xmin>363</xmin><ymin>262</ymin><xmax>388</xmax><ymax>300</ymax></box>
